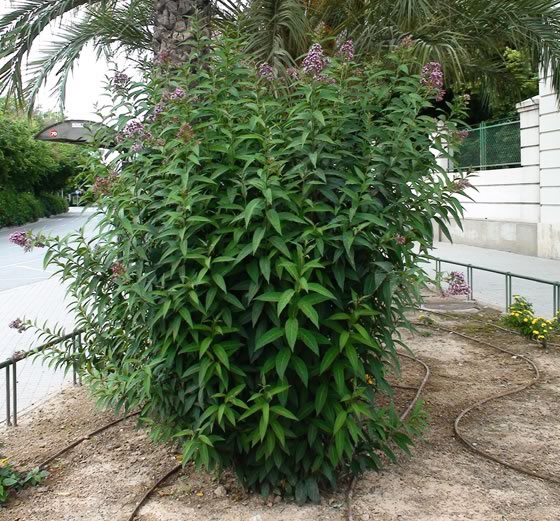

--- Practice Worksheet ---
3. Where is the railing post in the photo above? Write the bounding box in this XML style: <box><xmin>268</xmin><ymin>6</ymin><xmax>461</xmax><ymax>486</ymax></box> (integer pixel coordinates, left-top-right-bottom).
<box><xmin>467</xmin><ymin>265</ymin><xmax>474</xmax><ymax>300</ymax></box>
<box><xmin>72</xmin><ymin>336</ymin><xmax>77</xmax><ymax>386</ymax></box>
<box><xmin>12</xmin><ymin>361</ymin><xmax>17</xmax><ymax>427</ymax></box>
<box><xmin>554</xmin><ymin>283</ymin><xmax>560</xmax><ymax>317</ymax></box>
<box><xmin>505</xmin><ymin>273</ymin><xmax>513</xmax><ymax>311</ymax></box>
<box><xmin>5</xmin><ymin>366</ymin><xmax>11</xmax><ymax>427</ymax></box>
<box><xmin>480</xmin><ymin>122</ymin><xmax>487</xmax><ymax>170</ymax></box>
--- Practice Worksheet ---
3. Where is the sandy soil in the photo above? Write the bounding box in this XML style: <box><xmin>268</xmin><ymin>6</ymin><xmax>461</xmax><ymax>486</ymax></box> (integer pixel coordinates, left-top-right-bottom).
<box><xmin>1</xmin><ymin>307</ymin><xmax>560</xmax><ymax>521</ymax></box>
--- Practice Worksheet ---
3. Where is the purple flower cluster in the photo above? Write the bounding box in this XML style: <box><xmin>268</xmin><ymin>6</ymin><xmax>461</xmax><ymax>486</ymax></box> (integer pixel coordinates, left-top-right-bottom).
<box><xmin>287</xmin><ymin>67</ymin><xmax>300</xmax><ymax>80</ymax></box>
<box><xmin>117</xmin><ymin>119</ymin><xmax>154</xmax><ymax>151</ymax></box>
<box><xmin>122</xmin><ymin>120</ymin><xmax>146</xmax><ymax>139</ymax></box>
<box><xmin>153</xmin><ymin>102</ymin><xmax>166</xmax><ymax>119</ymax></box>
<box><xmin>177</xmin><ymin>123</ymin><xmax>194</xmax><ymax>143</ymax></box>
<box><xmin>151</xmin><ymin>87</ymin><xmax>186</xmax><ymax>121</ymax></box>
<box><xmin>453</xmin><ymin>178</ymin><xmax>473</xmax><ymax>191</ymax></box>
<box><xmin>112</xmin><ymin>71</ymin><xmax>130</xmax><ymax>89</ymax></box>
<box><xmin>394</xmin><ymin>234</ymin><xmax>407</xmax><ymax>245</ymax></box>
<box><xmin>92</xmin><ymin>172</ymin><xmax>119</xmax><ymax>196</ymax></box>
<box><xmin>9</xmin><ymin>231</ymin><xmax>29</xmax><ymax>248</ymax></box>
<box><xmin>169</xmin><ymin>87</ymin><xmax>185</xmax><ymax>100</ymax></box>
<box><xmin>445</xmin><ymin>271</ymin><xmax>471</xmax><ymax>297</ymax></box>
<box><xmin>399</xmin><ymin>35</ymin><xmax>414</xmax><ymax>48</ymax></box>
<box><xmin>111</xmin><ymin>261</ymin><xmax>126</xmax><ymax>278</ymax></box>
<box><xmin>421</xmin><ymin>62</ymin><xmax>445</xmax><ymax>102</ymax></box>
<box><xmin>9</xmin><ymin>231</ymin><xmax>44</xmax><ymax>252</ymax></box>
<box><xmin>337</xmin><ymin>40</ymin><xmax>354</xmax><ymax>62</ymax></box>
<box><xmin>156</xmin><ymin>49</ymin><xmax>171</xmax><ymax>65</ymax></box>
<box><xmin>8</xmin><ymin>318</ymin><xmax>27</xmax><ymax>334</ymax></box>
<box><xmin>303</xmin><ymin>43</ymin><xmax>329</xmax><ymax>77</ymax></box>
<box><xmin>258</xmin><ymin>63</ymin><xmax>275</xmax><ymax>81</ymax></box>
<box><xmin>455</xmin><ymin>130</ymin><xmax>469</xmax><ymax>140</ymax></box>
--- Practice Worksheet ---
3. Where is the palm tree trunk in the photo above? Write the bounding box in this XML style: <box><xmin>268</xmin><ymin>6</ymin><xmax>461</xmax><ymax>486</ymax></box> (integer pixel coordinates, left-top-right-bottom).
<box><xmin>153</xmin><ymin>0</ymin><xmax>210</xmax><ymax>64</ymax></box>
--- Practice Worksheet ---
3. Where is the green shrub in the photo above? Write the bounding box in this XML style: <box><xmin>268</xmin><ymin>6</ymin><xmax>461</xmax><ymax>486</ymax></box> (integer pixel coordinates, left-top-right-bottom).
<box><xmin>39</xmin><ymin>193</ymin><xmax>68</xmax><ymax>216</ymax></box>
<box><xmin>34</xmin><ymin>34</ymin><xmax>469</xmax><ymax>500</ymax></box>
<box><xmin>0</xmin><ymin>190</ymin><xmax>68</xmax><ymax>228</ymax></box>
<box><xmin>19</xmin><ymin>193</ymin><xmax>43</xmax><ymax>221</ymax></box>
<box><xmin>0</xmin><ymin>190</ymin><xmax>19</xmax><ymax>227</ymax></box>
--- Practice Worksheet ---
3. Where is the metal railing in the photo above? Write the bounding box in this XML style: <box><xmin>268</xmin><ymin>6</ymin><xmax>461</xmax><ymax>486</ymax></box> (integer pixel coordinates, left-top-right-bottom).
<box><xmin>434</xmin><ymin>257</ymin><xmax>560</xmax><ymax>316</ymax></box>
<box><xmin>1</xmin><ymin>330</ymin><xmax>83</xmax><ymax>427</ymax></box>
<box><xmin>452</xmin><ymin>119</ymin><xmax>521</xmax><ymax>171</ymax></box>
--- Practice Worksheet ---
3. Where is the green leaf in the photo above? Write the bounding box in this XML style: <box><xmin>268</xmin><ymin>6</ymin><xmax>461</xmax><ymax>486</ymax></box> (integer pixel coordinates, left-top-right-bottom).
<box><xmin>270</xmin><ymin>419</ymin><xmax>286</xmax><ymax>447</ymax></box>
<box><xmin>259</xmin><ymin>256</ymin><xmax>271</xmax><ymax>282</ymax></box>
<box><xmin>306</xmin><ymin>478</ymin><xmax>321</xmax><ymax>504</ymax></box>
<box><xmin>213</xmin><ymin>344</ymin><xmax>230</xmax><ymax>369</ymax></box>
<box><xmin>284</xmin><ymin>318</ymin><xmax>298</xmax><ymax>350</ymax></box>
<box><xmin>295</xmin><ymin>480</ymin><xmax>307</xmax><ymax>506</ymax></box>
<box><xmin>255</xmin><ymin>291</ymin><xmax>282</xmax><ymax>302</ymax></box>
<box><xmin>266</xmin><ymin>209</ymin><xmax>282</xmax><ymax>234</ymax></box>
<box><xmin>244</xmin><ymin>198</ymin><xmax>263</xmax><ymax>227</ymax></box>
<box><xmin>315</xmin><ymin>383</ymin><xmax>328</xmax><ymax>415</ymax></box>
<box><xmin>252</xmin><ymin>227</ymin><xmax>266</xmax><ymax>254</ymax></box>
<box><xmin>277</xmin><ymin>289</ymin><xmax>295</xmax><ymax>316</ymax></box>
<box><xmin>270</xmin><ymin>405</ymin><xmax>298</xmax><ymax>421</ymax></box>
<box><xmin>333</xmin><ymin>362</ymin><xmax>346</xmax><ymax>395</ymax></box>
<box><xmin>333</xmin><ymin>410</ymin><xmax>347</xmax><ymax>434</ymax></box>
<box><xmin>275</xmin><ymin>347</ymin><xmax>291</xmax><ymax>379</ymax></box>
<box><xmin>319</xmin><ymin>346</ymin><xmax>339</xmax><ymax>374</ymax></box>
<box><xmin>211</xmin><ymin>273</ymin><xmax>227</xmax><ymax>293</ymax></box>
<box><xmin>292</xmin><ymin>356</ymin><xmax>308</xmax><ymax>386</ymax></box>
<box><xmin>270</xmin><ymin>236</ymin><xmax>290</xmax><ymax>257</ymax></box>
<box><xmin>307</xmin><ymin>282</ymin><xmax>336</xmax><ymax>300</ymax></box>
<box><xmin>298</xmin><ymin>328</ymin><xmax>320</xmax><ymax>355</ymax></box>
<box><xmin>259</xmin><ymin>403</ymin><xmax>270</xmax><ymax>441</ymax></box>
<box><xmin>255</xmin><ymin>327</ymin><xmax>284</xmax><ymax>350</ymax></box>
<box><xmin>297</xmin><ymin>299</ymin><xmax>320</xmax><ymax>328</ymax></box>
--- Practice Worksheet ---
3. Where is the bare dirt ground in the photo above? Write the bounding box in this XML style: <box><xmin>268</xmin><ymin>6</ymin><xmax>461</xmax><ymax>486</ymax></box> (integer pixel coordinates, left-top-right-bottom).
<box><xmin>2</xmin><ymin>305</ymin><xmax>560</xmax><ymax>521</ymax></box>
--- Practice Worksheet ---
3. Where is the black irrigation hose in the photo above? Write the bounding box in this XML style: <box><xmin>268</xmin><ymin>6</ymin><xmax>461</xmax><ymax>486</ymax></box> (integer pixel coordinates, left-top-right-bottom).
<box><xmin>347</xmin><ymin>351</ymin><xmax>431</xmax><ymax>521</ymax></box>
<box><xmin>423</xmin><ymin>321</ymin><xmax>560</xmax><ymax>486</ymax></box>
<box><xmin>127</xmin><ymin>463</ymin><xmax>183</xmax><ymax>521</ymax></box>
<box><xmin>38</xmin><ymin>411</ymin><xmax>140</xmax><ymax>470</ymax></box>
<box><xmin>34</xmin><ymin>406</ymin><xmax>180</xmax><ymax>521</ymax></box>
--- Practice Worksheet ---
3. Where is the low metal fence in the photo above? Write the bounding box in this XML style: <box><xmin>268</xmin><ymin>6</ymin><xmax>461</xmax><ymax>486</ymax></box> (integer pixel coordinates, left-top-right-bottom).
<box><xmin>434</xmin><ymin>257</ymin><xmax>560</xmax><ymax>316</ymax></box>
<box><xmin>1</xmin><ymin>330</ymin><xmax>83</xmax><ymax>427</ymax></box>
<box><xmin>452</xmin><ymin>119</ymin><xmax>521</xmax><ymax>171</ymax></box>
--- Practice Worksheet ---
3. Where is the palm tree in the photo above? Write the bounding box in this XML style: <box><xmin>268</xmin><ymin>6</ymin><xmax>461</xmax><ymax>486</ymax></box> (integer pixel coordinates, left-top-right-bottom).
<box><xmin>154</xmin><ymin>0</ymin><xmax>211</xmax><ymax>64</ymax></box>
<box><xmin>2</xmin><ymin>0</ymin><xmax>560</xmax><ymax>110</ymax></box>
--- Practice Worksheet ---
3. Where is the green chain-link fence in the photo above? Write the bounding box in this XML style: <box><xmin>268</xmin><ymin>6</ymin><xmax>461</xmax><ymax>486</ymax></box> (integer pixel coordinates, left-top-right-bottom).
<box><xmin>453</xmin><ymin>119</ymin><xmax>521</xmax><ymax>170</ymax></box>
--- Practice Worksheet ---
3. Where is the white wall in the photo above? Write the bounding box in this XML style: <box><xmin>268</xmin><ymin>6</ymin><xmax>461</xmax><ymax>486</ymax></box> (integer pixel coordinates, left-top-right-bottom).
<box><xmin>444</xmin><ymin>76</ymin><xmax>560</xmax><ymax>260</ymax></box>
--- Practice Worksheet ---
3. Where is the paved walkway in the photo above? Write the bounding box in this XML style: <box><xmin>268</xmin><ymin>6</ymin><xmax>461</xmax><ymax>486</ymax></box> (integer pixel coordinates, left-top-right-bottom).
<box><xmin>0</xmin><ymin>208</ymin><xmax>95</xmax><ymax>423</ymax></box>
<box><xmin>0</xmin><ymin>278</ymin><xmax>75</xmax><ymax>422</ymax></box>
<box><xmin>426</xmin><ymin>242</ymin><xmax>560</xmax><ymax>317</ymax></box>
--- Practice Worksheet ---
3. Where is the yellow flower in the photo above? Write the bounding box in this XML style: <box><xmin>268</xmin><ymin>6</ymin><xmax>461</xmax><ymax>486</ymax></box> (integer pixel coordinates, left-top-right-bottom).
<box><xmin>532</xmin><ymin>319</ymin><xmax>537</xmax><ymax>324</ymax></box>
<box><xmin>523</xmin><ymin>318</ymin><xmax>529</xmax><ymax>323</ymax></box>
<box><xmin>533</xmin><ymin>330</ymin><xmax>539</xmax><ymax>335</ymax></box>
<box><xmin>0</xmin><ymin>458</ymin><xmax>9</xmax><ymax>467</ymax></box>
<box><xmin>538</xmin><ymin>335</ymin><xmax>545</xmax><ymax>340</ymax></box>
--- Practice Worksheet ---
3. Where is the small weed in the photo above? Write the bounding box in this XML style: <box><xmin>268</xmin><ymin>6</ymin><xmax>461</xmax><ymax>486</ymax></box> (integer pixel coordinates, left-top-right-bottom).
<box><xmin>0</xmin><ymin>447</ymin><xmax>47</xmax><ymax>506</ymax></box>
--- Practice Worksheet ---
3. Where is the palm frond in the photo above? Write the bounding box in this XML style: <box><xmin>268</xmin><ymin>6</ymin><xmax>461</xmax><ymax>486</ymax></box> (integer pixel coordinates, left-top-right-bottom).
<box><xmin>241</xmin><ymin>0</ymin><xmax>310</xmax><ymax>68</ymax></box>
<box><xmin>0</xmin><ymin>0</ymin><xmax>101</xmax><ymax>104</ymax></box>
<box><xmin>22</xmin><ymin>1</ymin><xmax>153</xmax><ymax>112</ymax></box>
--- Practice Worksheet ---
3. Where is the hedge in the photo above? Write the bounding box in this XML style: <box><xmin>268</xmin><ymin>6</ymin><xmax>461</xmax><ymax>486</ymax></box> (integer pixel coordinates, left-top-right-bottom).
<box><xmin>0</xmin><ymin>190</ymin><xmax>68</xmax><ymax>228</ymax></box>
